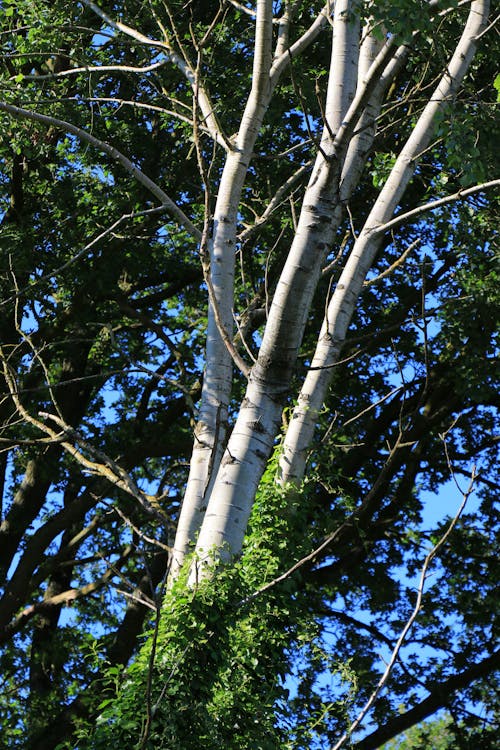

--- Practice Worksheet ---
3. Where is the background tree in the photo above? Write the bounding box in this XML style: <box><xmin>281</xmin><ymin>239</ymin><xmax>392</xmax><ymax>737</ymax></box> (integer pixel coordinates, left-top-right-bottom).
<box><xmin>381</xmin><ymin>713</ymin><xmax>499</xmax><ymax>750</ymax></box>
<box><xmin>0</xmin><ymin>1</ymin><xmax>498</xmax><ymax>748</ymax></box>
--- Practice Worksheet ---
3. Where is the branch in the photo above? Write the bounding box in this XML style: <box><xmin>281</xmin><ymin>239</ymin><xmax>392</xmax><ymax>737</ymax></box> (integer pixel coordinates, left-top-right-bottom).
<box><xmin>331</xmin><ymin>36</ymin><xmax>399</xmax><ymax>159</ymax></box>
<box><xmin>81</xmin><ymin>0</ymin><xmax>169</xmax><ymax>48</ymax></box>
<box><xmin>353</xmin><ymin>649</ymin><xmax>500</xmax><ymax>750</ymax></box>
<box><xmin>238</xmin><ymin>161</ymin><xmax>312</xmax><ymax>244</ymax></box>
<box><xmin>84</xmin><ymin>96</ymin><xmax>197</xmax><ymax>129</ymax></box>
<box><xmin>111</xmin><ymin>501</ymin><xmax>173</xmax><ymax>553</ymax></box>
<box><xmin>330</xmin><ymin>467</ymin><xmax>478</xmax><ymax>750</ymax></box>
<box><xmin>226</xmin><ymin>0</ymin><xmax>260</xmax><ymax>19</ymax></box>
<box><xmin>80</xmin><ymin>0</ymin><xmax>229</xmax><ymax>149</ymax></box>
<box><xmin>270</xmin><ymin>4</ymin><xmax>329</xmax><ymax>85</ymax></box>
<box><xmin>240</xmin><ymin>520</ymin><xmax>351</xmax><ymax>607</ymax></box>
<box><xmin>373</xmin><ymin>179</ymin><xmax>500</xmax><ymax>237</ymax></box>
<box><xmin>191</xmin><ymin>46</ymin><xmax>251</xmax><ymax>380</ymax></box>
<box><xmin>0</xmin><ymin>101</ymin><xmax>202</xmax><ymax>240</ymax></box>
<box><xmin>1</xmin><ymin>546</ymin><xmax>133</xmax><ymax>644</ymax></box>
<box><xmin>341</xmin><ymin>385</ymin><xmax>403</xmax><ymax>427</ymax></box>
<box><xmin>39</xmin><ymin>411</ymin><xmax>171</xmax><ymax>526</ymax></box>
<box><xmin>0</xmin><ymin>355</ymin><xmax>170</xmax><ymax>527</ymax></box>
<box><xmin>115</xmin><ymin>588</ymin><xmax>156</xmax><ymax>612</ymax></box>
<box><xmin>320</xmin><ymin>606</ymin><xmax>395</xmax><ymax>649</ymax></box>
<box><xmin>15</xmin><ymin>60</ymin><xmax>170</xmax><ymax>80</ymax></box>
<box><xmin>0</xmin><ymin>205</ymin><xmax>167</xmax><ymax>308</ymax></box>
<box><xmin>363</xmin><ymin>238</ymin><xmax>421</xmax><ymax>287</ymax></box>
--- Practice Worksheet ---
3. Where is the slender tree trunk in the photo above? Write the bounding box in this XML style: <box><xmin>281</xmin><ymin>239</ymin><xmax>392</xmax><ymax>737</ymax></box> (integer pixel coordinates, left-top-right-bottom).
<box><xmin>171</xmin><ymin>0</ymin><xmax>274</xmax><ymax>575</ymax></box>
<box><xmin>279</xmin><ymin>0</ymin><xmax>490</xmax><ymax>485</ymax></box>
<box><xmin>171</xmin><ymin>0</ymin><xmax>327</xmax><ymax>576</ymax></box>
<box><xmin>190</xmin><ymin>0</ymin><xmax>363</xmax><ymax>576</ymax></box>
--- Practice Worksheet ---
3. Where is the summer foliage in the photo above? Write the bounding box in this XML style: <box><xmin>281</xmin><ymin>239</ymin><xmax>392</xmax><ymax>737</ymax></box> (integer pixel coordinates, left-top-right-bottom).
<box><xmin>0</xmin><ymin>1</ymin><xmax>498</xmax><ymax>748</ymax></box>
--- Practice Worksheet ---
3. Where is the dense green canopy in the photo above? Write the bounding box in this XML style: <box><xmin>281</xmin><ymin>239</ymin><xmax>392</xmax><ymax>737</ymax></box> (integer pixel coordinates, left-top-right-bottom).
<box><xmin>0</xmin><ymin>1</ymin><xmax>498</xmax><ymax>748</ymax></box>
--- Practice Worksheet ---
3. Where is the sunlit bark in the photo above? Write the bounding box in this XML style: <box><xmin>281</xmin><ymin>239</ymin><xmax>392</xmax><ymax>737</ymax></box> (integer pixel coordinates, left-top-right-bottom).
<box><xmin>191</xmin><ymin>0</ymin><xmax>489</xmax><ymax>575</ymax></box>
<box><xmin>191</xmin><ymin>0</ymin><xmax>363</xmax><ymax>574</ymax></box>
<box><xmin>279</xmin><ymin>0</ymin><xmax>489</xmax><ymax>485</ymax></box>
<box><xmin>171</xmin><ymin>0</ymin><xmax>327</xmax><ymax>575</ymax></box>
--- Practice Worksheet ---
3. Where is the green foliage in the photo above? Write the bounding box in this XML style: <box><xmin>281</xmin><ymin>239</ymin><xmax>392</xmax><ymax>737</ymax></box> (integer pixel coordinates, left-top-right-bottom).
<box><xmin>0</xmin><ymin>1</ymin><xmax>498</xmax><ymax>748</ymax></box>
<box><xmin>382</xmin><ymin>714</ymin><xmax>500</xmax><ymax>750</ymax></box>
<box><xmin>494</xmin><ymin>73</ymin><xmax>500</xmax><ymax>101</ymax></box>
<box><xmin>371</xmin><ymin>152</ymin><xmax>397</xmax><ymax>189</ymax></box>
<box><xmin>382</xmin><ymin>716</ymin><xmax>455</xmax><ymax>749</ymax></box>
<box><xmin>73</xmin><ymin>461</ymin><xmax>330</xmax><ymax>749</ymax></box>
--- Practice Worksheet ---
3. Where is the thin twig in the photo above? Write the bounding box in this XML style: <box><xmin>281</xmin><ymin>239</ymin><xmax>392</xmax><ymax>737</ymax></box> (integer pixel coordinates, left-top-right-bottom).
<box><xmin>373</xmin><ymin>179</ymin><xmax>500</xmax><ymax>238</ymax></box>
<box><xmin>330</xmin><ymin>466</ymin><xmax>477</xmax><ymax>750</ymax></box>
<box><xmin>363</xmin><ymin>238</ymin><xmax>421</xmax><ymax>287</ymax></box>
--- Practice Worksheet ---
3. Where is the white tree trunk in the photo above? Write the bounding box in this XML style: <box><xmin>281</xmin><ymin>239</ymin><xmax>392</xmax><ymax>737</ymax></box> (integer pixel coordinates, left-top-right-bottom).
<box><xmin>191</xmin><ymin>0</ymin><xmax>489</xmax><ymax>576</ymax></box>
<box><xmin>279</xmin><ymin>0</ymin><xmax>490</xmax><ymax>485</ymax></box>
<box><xmin>171</xmin><ymin>1</ymin><xmax>327</xmax><ymax>576</ymax></box>
<box><xmin>171</xmin><ymin>0</ymin><xmax>274</xmax><ymax>576</ymax></box>
<box><xmin>190</xmin><ymin>0</ymin><xmax>363</xmax><ymax>577</ymax></box>
<box><xmin>340</xmin><ymin>26</ymin><xmax>387</xmax><ymax>200</ymax></box>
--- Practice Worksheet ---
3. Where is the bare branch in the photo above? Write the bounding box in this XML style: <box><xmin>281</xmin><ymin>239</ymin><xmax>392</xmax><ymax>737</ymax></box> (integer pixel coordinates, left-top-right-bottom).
<box><xmin>238</xmin><ymin>161</ymin><xmax>312</xmax><ymax>244</ymax></box>
<box><xmin>0</xmin><ymin>101</ymin><xmax>201</xmax><ymax>240</ymax></box>
<box><xmin>363</xmin><ymin>238</ymin><xmax>421</xmax><ymax>287</ymax></box>
<box><xmin>111</xmin><ymin>502</ymin><xmax>173</xmax><ymax>553</ymax></box>
<box><xmin>85</xmin><ymin>97</ymin><xmax>196</xmax><ymax>126</ymax></box>
<box><xmin>0</xmin><ymin>355</ymin><xmax>171</xmax><ymax>527</ymax></box>
<box><xmin>226</xmin><ymin>0</ymin><xmax>258</xmax><ymax>19</ymax></box>
<box><xmin>240</xmin><ymin>521</ymin><xmax>349</xmax><ymax>607</ymax></box>
<box><xmin>116</xmin><ymin>588</ymin><xmax>156</xmax><ymax>612</ymax></box>
<box><xmin>2</xmin><ymin>545</ymin><xmax>133</xmax><ymax>643</ymax></box>
<box><xmin>15</xmin><ymin>59</ymin><xmax>170</xmax><ymax>80</ymax></box>
<box><xmin>342</xmin><ymin>385</ymin><xmax>404</xmax><ymax>427</ymax></box>
<box><xmin>373</xmin><ymin>179</ymin><xmax>500</xmax><ymax>237</ymax></box>
<box><xmin>353</xmin><ymin>649</ymin><xmax>500</xmax><ymax>750</ymax></box>
<box><xmin>270</xmin><ymin>5</ymin><xmax>330</xmax><ymax>84</ymax></box>
<box><xmin>330</xmin><ymin>467</ymin><xmax>478</xmax><ymax>750</ymax></box>
<box><xmin>81</xmin><ymin>0</ymin><xmax>168</xmax><ymax>48</ymax></box>
<box><xmin>81</xmin><ymin>0</ymin><xmax>229</xmax><ymax>149</ymax></box>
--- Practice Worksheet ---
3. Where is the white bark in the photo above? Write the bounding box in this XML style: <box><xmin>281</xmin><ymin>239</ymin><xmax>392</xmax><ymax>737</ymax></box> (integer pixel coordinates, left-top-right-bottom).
<box><xmin>322</xmin><ymin>1</ymin><xmax>360</xmax><ymax>143</ymax></box>
<box><xmin>339</xmin><ymin>27</ymin><xmax>385</xmax><ymax>200</ymax></box>
<box><xmin>171</xmin><ymin>1</ymin><xmax>327</xmax><ymax>576</ymax></box>
<box><xmin>171</xmin><ymin>0</ymin><xmax>274</xmax><ymax>576</ymax></box>
<box><xmin>190</xmin><ymin>1</ymin><xmax>363</xmax><ymax>578</ymax></box>
<box><xmin>277</xmin><ymin>30</ymin><xmax>404</xmax><ymax>484</ymax></box>
<box><xmin>279</xmin><ymin>0</ymin><xmax>490</xmax><ymax>485</ymax></box>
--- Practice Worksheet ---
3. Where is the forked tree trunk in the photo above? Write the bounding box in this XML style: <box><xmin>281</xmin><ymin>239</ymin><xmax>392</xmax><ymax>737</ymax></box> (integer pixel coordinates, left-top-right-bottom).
<box><xmin>188</xmin><ymin>0</ymin><xmax>371</xmax><ymax>574</ymax></box>
<box><xmin>166</xmin><ymin>0</ymin><xmax>490</xmax><ymax>582</ymax></box>
<box><xmin>279</xmin><ymin>0</ymin><xmax>489</xmax><ymax>485</ymax></box>
<box><xmin>171</xmin><ymin>0</ymin><xmax>328</xmax><ymax>576</ymax></box>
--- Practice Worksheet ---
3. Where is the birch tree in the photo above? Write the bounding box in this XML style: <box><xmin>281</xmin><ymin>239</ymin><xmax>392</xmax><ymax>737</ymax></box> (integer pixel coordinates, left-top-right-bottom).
<box><xmin>176</xmin><ymin>0</ymin><xmax>494</xmax><ymax>574</ymax></box>
<box><xmin>0</xmin><ymin>0</ymin><xmax>499</xmax><ymax>747</ymax></box>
